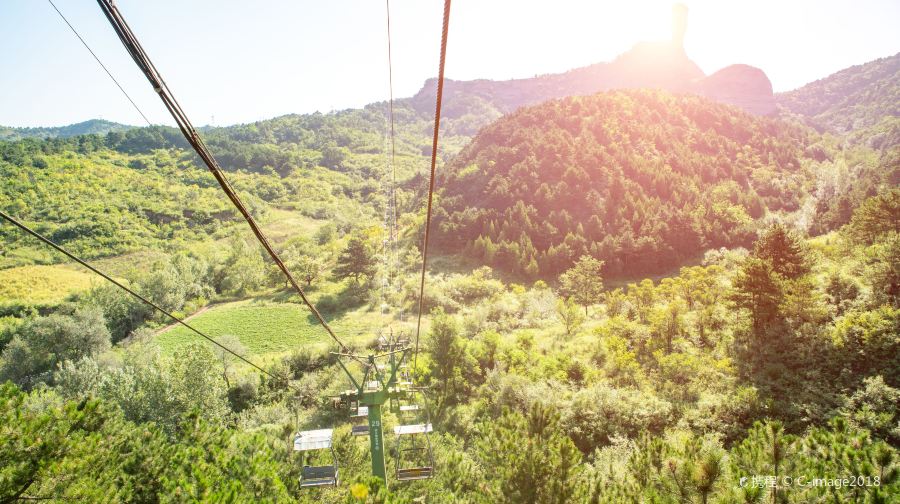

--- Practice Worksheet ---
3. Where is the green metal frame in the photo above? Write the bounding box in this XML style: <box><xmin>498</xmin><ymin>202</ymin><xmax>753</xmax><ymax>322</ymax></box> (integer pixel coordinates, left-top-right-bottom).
<box><xmin>333</xmin><ymin>345</ymin><xmax>413</xmax><ymax>484</ymax></box>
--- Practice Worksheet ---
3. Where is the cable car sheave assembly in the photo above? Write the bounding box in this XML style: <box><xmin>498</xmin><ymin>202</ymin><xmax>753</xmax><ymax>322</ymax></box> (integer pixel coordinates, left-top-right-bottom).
<box><xmin>92</xmin><ymin>0</ymin><xmax>450</xmax><ymax>490</ymax></box>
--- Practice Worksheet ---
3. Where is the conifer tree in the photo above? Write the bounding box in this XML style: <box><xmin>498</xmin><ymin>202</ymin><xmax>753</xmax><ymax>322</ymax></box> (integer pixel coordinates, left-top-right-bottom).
<box><xmin>753</xmin><ymin>223</ymin><xmax>810</xmax><ymax>280</ymax></box>
<box><xmin>334</xmin><ymin>234</ymin><xmax>377</xmax><ymax>284</ymax></box>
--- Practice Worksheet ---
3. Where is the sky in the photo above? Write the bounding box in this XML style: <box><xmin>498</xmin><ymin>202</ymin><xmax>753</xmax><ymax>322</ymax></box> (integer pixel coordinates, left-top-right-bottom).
<box><xmin>1</xmin><ymin>0</ymin><xmax>898</xmax><ymax>128</ymax></box>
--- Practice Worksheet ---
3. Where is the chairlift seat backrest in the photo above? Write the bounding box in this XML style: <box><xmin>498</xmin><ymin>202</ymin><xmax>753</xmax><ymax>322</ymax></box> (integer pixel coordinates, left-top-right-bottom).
<box><xmin>300</xmin><ymin>465</ymin><xmax>338</xmax><ymax>487</ymax></box>
<box><xmin>397</xmin><ymin>466</ymin><xmax>433</xmax><ymax>481</ymax></box>
<box><xmin>294</xmin><ymin>429</ymin><xmax>334</xmax><ymax>451</ymax></box>
<box><xmin>394</xmin><ymin>423</ymin><xmax>432</xmax><ymax>436</ymax></box>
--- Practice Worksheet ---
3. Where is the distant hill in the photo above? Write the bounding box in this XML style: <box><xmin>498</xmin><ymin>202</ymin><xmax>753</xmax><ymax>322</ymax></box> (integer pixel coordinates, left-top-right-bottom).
<box><xmin>0</xmin><ymin>119</ymin><xmax>135</xmax><ymax>141</ymax></box>
<box><xmin>776</xmin><ymin>52</ymin><xmax>900</xmax><ymax>140</ymax></box>
<box><xmin>411</xmin><ymin>5</ymin><xmax>776</xmax><ymax>122</ymax></box>
<box><xmin>410</xmin><ymin>40</ymin><xmax>704</xmax><ymax>116</ymax></box>
<box><xmin>434</xmin><ymin>90</ymin><xmax>810</xmax><ymax>279</ymax></box>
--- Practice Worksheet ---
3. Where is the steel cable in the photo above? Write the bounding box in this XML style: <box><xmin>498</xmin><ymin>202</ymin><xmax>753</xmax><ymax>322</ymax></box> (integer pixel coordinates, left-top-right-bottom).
<box><xmin>413</xmin><ymin>0</ymin><xmax>452</xmax><ymax>372</ymax></box>
<box><xmin>95</xmin><ymin>0</ymin><xmax>348</xmax><ymax>352</ymax></box>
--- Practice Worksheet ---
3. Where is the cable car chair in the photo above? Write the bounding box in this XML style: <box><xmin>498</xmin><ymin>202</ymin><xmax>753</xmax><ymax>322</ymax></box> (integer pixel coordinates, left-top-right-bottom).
<box><xmin>294</xmin><ymin>429</ymin><xmax>339</xmax><ymax>488</ymax></box>
<box><xmin>394</xmin><ymin>423</ymin><xmax>434</xmax><ymax>481</ymax></box>
<box><xmin>393</xmin><ymin>389</ymin><xmax>434</xmax><ymax>481</ymax></box>
<box><xmin>350</xmin><ymin>404</ymin><xmax>370</xmax><ymax>437</ymax></box>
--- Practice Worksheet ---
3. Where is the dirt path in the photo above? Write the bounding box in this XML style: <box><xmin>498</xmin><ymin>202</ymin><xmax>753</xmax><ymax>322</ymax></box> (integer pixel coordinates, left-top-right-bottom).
<box><xmin>154</xmin><ymin>304</ymin><xmax>214</xmax><ymax>335</ymax></box>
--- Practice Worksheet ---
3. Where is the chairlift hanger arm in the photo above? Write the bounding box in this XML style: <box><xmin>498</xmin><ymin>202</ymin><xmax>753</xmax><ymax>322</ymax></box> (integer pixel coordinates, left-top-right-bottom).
<box><xmin>335</xmin><ymin>357</ymin><xmax>361</xmax><ymax>391</ymax></box>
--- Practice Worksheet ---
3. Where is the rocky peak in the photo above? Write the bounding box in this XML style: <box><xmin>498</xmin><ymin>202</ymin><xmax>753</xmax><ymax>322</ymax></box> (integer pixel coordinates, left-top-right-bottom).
<box><xmin>411</xmin><ymin>4</ymin><xmax>776</xmax><ymax>117</ymax></box>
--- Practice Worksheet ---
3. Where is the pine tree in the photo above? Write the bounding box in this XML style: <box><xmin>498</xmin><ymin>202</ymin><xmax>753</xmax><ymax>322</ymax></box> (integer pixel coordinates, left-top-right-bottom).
<box><xmin>730</xmin><ymin>257</ymin><xmax>782</xmax><ymax>340</ymax></box>
<box><xmin>334</xmin><ymin>234</ymin><xmax>376</xmax><ymax>284</ymax></box>
<box><xmin>753</xmin><ymin>223</ymin><xmax>810</xmax><ymax>280</ymax></box>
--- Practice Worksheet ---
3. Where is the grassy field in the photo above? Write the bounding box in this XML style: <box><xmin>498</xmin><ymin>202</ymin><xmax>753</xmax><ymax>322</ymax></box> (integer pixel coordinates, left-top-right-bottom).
<box><xmin>0</xmin><ymin>265</ymin><xmax>98</xmax><ymax>305</ymax></box>
<box><xmin>0</xmin><ymin>249</ymin><xmax>170</xmax><ymax>306</ymax></box>
<box><xmin>261</xmin><ymin>207</ymin><xmax>324</xmax><ymax>242</ymax></box>
<box><xmin>87</xmin><ymin>250</ymin><xmax>171</xmax><ymax>278</ymax></box>
<box><xmin>154</xmin><ymin>298</ymin><xmax>383</xmax><ymax>360</ymax></box>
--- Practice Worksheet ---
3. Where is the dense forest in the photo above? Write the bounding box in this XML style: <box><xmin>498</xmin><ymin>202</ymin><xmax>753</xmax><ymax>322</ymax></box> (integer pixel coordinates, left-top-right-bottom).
<box><xmin>434</xmin><ymin>89</ymin><xmax>892</xmax><ymax>278</ymax></box>
<box><xmin>776</xmin><ymin>52</ymin><xmax>900</xmax><ymax>135</ymax></box>
<box><xmin>1</xmin><ymin>46</ymin><xmax>898</xmax><ymax>503</ymax></box>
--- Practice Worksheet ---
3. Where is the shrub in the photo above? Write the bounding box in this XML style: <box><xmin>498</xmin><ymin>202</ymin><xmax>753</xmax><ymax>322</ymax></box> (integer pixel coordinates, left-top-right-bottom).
<box><xmin>563</xmin><ymin>385</ymin><xmax>673</xmax><ymax>454</ymax></box>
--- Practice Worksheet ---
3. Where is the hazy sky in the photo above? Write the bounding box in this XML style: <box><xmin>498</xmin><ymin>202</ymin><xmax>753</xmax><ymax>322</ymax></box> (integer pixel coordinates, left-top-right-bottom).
<box><xmin>2</xmin><ymin>0</ymin><xmax>898</xmax><ymax>127</ymax></box>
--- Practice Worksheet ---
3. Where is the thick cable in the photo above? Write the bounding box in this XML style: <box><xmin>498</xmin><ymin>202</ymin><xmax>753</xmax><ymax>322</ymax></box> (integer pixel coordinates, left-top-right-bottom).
<box><xmin>413</xmin><ymin>0</ymin><xmax>452</xmax><ymax>372</ymax></box>
<box><xmin>94</xmin><ymin>0</ymin><xmax>348</xmax><ymax>352</ymax></box>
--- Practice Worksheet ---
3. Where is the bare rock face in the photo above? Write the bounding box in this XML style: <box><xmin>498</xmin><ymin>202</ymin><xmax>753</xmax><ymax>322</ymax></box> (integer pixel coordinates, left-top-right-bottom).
<box><xmin>695</xmin><ymin>64</ymin><xmax>777</xmax><ymax>116</ymax></box>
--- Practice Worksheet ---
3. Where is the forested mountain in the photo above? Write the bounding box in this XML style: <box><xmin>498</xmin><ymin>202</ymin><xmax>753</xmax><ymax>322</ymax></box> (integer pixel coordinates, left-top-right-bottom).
<box><xmin>776</xmin><ymin>52</ymin><xmax>900</xmax><ymax>147</ymax></box>
<box><xmin>0</xmin><ymin>119</ymin><xmax>134</xmax><ymax>140</ymax></box>
<box><xmin>435</xmin><ymin>90</ymin><xmax>814</xmax><ymax>278</ymax></box>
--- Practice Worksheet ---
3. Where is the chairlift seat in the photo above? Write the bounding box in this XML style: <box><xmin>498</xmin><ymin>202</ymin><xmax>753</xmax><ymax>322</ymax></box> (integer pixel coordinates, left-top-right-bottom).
<box><xmin>300</xmin><ymin>465</ymin><xmax>338</xmax><ymax>487</ymax></box>
<box><xmin>394</xmin><ymin>423</ymin><xmax>433</xmax><ymax>436</ymax></box>
<box><xmin>351</xmin><ymin>424</ymin><xmax>370</xmax><ymax>437</ymax></box>
<box><xmin>352</xmin><ymin>406</ymin><xmax>369</xmax><ymax>418</ymax></box>
<box><xmin>295</xmin><ymin>429</ymin><xmax>338</xmax><ymax>488</ymax></box>
<box><xmin>399</xmin><ymin>404</ymin><xmax>419</xmax><ymax>413</ymax></box>
<box><xmin>397</xmin><ymin>466</ymin><xmax>433</xmax><ymax>481</ymax></box>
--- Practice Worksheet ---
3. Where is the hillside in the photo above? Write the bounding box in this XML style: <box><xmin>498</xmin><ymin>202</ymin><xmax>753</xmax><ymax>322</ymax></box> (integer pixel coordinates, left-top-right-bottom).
<box><xmin>0</xmin><ymin>119</ymin><xmax>134</xmax><ymax>140</ymax></box>
<box><xmin>2</xmin><ymin>197</ymin><xmax>898</xmax><ymax>502</ymax></box>
<box><xmin>0</xmin><ymin>136</ymin><xmax>377</xmax><ymax>269</ymax></box>
<box><xmin>435</xmin><ymin>90</ymin><xmax>812</xmax><ymax>278</ymax></box>
<box><xmin>776</xmin><ymin>52</ymin><xmax>900</xmax><ymax>138</ymax></box>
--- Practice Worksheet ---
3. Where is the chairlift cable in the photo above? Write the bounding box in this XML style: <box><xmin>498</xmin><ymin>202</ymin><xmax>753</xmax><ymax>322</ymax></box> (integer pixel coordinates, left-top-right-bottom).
<box><xmin>386</xmin><ymin>0</ymin><xmax>399</xmax><ymax>292</ymax></box>
<box><xmin>46</xmin><ymin>0</ymin><xmax>152</xmax><ymax>126</ymax></box>
<box><xmin>377</xmin><ymin>0</ymin><xmax>401</xmax><ymax>336</ymax></box>
<box><xmin>0</xmin><ymin>209</ymin><xmax>282</xmax><ymax>382</ymax></box>
<box><xmin>94</xmin><ymin>0</ymin><xmax>348</xmax><ymax>352</ymax></box>
<box><xmin>413</xmin><ymin>0</ymin><xmax>452</xmax><ymax>373</ymax></box>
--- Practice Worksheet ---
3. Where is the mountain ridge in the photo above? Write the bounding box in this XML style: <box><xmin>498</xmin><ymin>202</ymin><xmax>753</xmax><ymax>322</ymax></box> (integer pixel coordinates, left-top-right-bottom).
<box><xmin>410</xmin><ymin>5</ymin><xmax>776</xmax><ymax>119</ymax></box>
<box><xmin>0</xmin><ymin>119</ymin><xmax>135</xmax><ymax>141</ymax></box>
